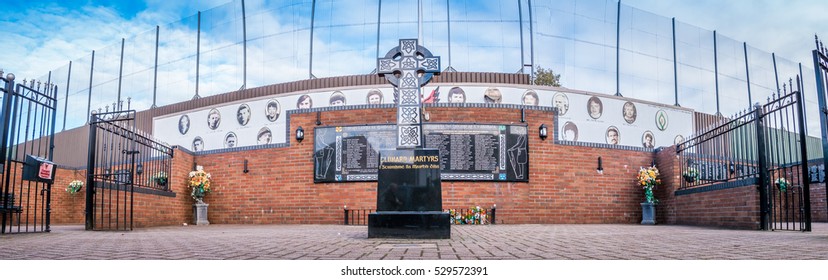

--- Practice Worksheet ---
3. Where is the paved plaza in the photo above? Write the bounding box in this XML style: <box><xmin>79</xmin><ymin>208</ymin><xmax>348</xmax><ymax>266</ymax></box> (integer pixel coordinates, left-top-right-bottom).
<box><xmin>1</xmin><ymin>223</ymin><xmax>827</xmax><ymax>260</ymax></box>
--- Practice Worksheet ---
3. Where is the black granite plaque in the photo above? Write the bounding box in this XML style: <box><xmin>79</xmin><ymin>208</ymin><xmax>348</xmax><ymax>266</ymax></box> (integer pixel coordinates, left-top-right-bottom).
<box><xmin>375</xmin><ymin>149</ymin><xmax>442</xmax><ymax>211</ymax></box>
<box><xmin>369</xmin><ymin>148</ymin><xmax>449</xmax><ymax>239</ymax></box>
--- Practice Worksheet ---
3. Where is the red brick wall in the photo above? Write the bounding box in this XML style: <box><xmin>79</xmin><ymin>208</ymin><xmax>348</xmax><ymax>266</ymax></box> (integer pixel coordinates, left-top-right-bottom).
<box><xmin>655</xmin><ymin>147</ymin><xmax>761</xmax><ymax>229</ymax></box>
<box><xmin>48</xmin><ymin>148</ymin><xmax>196</xmax><ymax>227</ymax></box>
<box><xmin>811</xmin><ymin>183</ymin><xmax>827</xmax><ymax>222</ymax></box>
<box><xmin>190</xmin><ymin>107</ymin><xmax>655</xmax><ymax>225</ymax></box>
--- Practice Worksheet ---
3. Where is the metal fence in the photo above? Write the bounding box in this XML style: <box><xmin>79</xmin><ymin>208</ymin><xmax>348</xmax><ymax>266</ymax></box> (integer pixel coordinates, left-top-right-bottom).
<box><xmin>677</xmin><ymin>77</ymin><xmax>811</xmax><ymax>231</ymax></box>
<box><xmin>23</xmin><ymin>0</ymin><xmax>819</xmax><ymax>144</ymax></box>
<box><xmin>344</xmin><ymin>207</ymin><xmax>497</xmax><ymax>225</ymax></box>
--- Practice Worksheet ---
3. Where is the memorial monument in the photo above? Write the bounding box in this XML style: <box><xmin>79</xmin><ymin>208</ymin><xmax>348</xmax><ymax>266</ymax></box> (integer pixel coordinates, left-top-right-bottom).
<box><xmin>368</xmin><ymin>39</ymin><xmax>450</xmax><ymax>239</ymax></box>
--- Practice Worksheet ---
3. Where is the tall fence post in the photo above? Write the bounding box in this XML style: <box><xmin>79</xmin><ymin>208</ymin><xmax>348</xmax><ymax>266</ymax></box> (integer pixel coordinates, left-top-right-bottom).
<box><xmin>85</xmin><ymin>114</ymin><xmax>97</xmax><ymax>230</ymax></box>
<box><xmin>63</xmin><ymin>61</ymin><xmax>71</xmax><ymax>131</ymax></box>
<box><xmin>152</xmin><ymin>25</ymin><xmax>159</xmax><ymax>109</ymax></box>
<box><xmin>744</xmin><ymin>42</ymin><xmax>752</xmax><ymax>107</ymax></box>
<box><xmin>194</xmin><ymin>11</ymin><xmax>201</xmax><ymax>100</ymax></box>
<box><xmin>672</xmin><ymin>17</ymin><xmax>679</xmax><ymax>107</ymax></box>
<box><xmin>795</xmin><ymin>77</ymin><xmax>812</xmax><ymax>231</ymax></box>
<box><xmin>344</xmin><ymin>208</ymin><xmax>349</xmax><ymax>225</ymax></box>
<box><xmin>811</xmin><ymin>36</ymin><xmax>828</xmax><ymax>220</ymax></box>
<box><xmin>713</xmin><ymin>30</ymin><xmax>720</xmax><ymax>115</ymax></box>
<box><xmin>86</xmin><ymin>50</ymin><xmax>95</xmax><ymax>124</ymax></box>
<box><xmin>754</xmin><ymin>103</ymin><xmax>770</xmax><ymax>230</ymax></box>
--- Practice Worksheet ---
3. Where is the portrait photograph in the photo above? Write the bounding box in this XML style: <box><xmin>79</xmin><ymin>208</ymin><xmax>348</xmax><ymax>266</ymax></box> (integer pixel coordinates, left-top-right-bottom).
<box><xmin>605</xmin><ymin>126</ymin><xmax>619</xmax><ymax>145</ymax></box>
<box><xmin>587</xmin><ymin>96</ymin><xmax>603</xmax><ymax>119</ymax></box>
<box><xmin>553</xmin><ymin>92</ymin><xmax>569</xmax><ymax>116</ymax></box>
<box><xmin>366</xmin><ymin>89</ymin><xmax>383</xmax><ymax>105</ymax></box>
<box><xmin>178</xmin><ymin>114</ymin><xmax>190</xmax><ymax>135</ymax></box>
<box><xmin>484</xmin><ymin>87</ymin><xmax>502</xmax><ymax>103</ymax></box>
<box><xmin>674</xmin><ymin>135</ymin><xmax>685</xmax><ymax>145</ymax></box>
<box><xmin>207</xmin><ymin>108</ymin><xmax>221</xmax><ymax>130</ymax></box>
<box><xmin>448</xmin><ymin>87</ymin><xmax>466</xmax><ymax>103</ymax></box>
<box><xmin>224</xmin><ymin>132</ymin><xmax>238</xmax><ymax>148</ymax></box>
<box><xmin>623</xmin><ymin>101</ymin><xmax>637</xmax><ymax>124</ymax></box>
<box><xmin>257</xmin><ymin>127</ymin><xmax>272</xmax><ymax>145</ymax></box>
<box><xmin>237</xmin><ymin>104</ymin><xmax>251</xmax><ymax>126</ymax></box>
<box><xmin>522</xmin><ymin>89</ymin><xmax>539</xmax><ymax>106</ymax></box>
<box><xmin>265</xmin><ymin>99</ymin><xmax>281</xmax><ymax>122</ymax></box>
<box><xmin>642</xmin><ymin>131</ymin><xmax>655</xmax><ymax>148</ymax></box>
<box><xmin>329</xmin><ymin>91</ymin><xmax>346</xmax><ymax>106</ymax></box>
<box><xmin>562</xmin><ymin>121</ymin><xmax>578</xmax><ymax>141</ymax></box>
<box><xmin>192</xmin><ymin>136</ymin><xmax>204</xmax><ymax>152</ymax></box>
<box><xmin>297</xmin><ymin>94</ymin><xmax>313</xmax><ymax>109</ymax></box>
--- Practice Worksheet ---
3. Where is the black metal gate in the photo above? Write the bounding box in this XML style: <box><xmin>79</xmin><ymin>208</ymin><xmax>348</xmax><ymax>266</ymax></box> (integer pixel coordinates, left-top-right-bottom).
<box><xmin>812</xmin><ymin>36</ymin><xmax>828</xmax><ymax>219</ymax></box>
<box><xmin>0</xmin><ymin>73</ymin><xmax>59</xmax><ymax>234</ymax></box>
<box><xmin>677</xmin><ymin>77</ymin><xmax>811</xmax><ymax>231</ymax></box>
<box><xmin>86</xmin><ymin>110</ymin><xmax>173</xmax><ymax>231</ymax></box>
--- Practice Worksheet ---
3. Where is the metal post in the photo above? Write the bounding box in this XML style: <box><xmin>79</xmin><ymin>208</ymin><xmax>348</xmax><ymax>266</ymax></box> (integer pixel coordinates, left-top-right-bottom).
<box><xmin>117</xmin><ymin>38</ymin><xmax>125</xmax><ymax>108</ymax></box>
<box><xmin>344</xmin><ymin>208</ymin><xmax>349</xmax><ymax>225</ymax></box>
<box><xmin>528</xmin><ymin>0</ymin><xmax>535</xmax><ymax>81</ymax></box>
<box><xmin>86</xmin><ymin>50</ymin><xmax>95</xmax><ymax>124</ymax></box>
<box><xmin>744</xmin><ymin>42</ymin><xmax>752</xmax><ymax>107</ymax></box>
<box><xmin>518</xmin><ymin>0</ymin><xmax>524</xmax><ymax>73</ymax></box>
<box><xmin>772</xmin><ymin>52</ymin><xmax>780</xmax><ymax>94</ymax></box>
<box><xmin>195</xmin><ymin>11</ymin><xmax>201</xmax><ymax>99</ymax></box>
<box><xmin>615</xmin><ymin>0</ymin><xmax>621</xmax><ymax>96</ymax></box>
<box><xmin>491</xmin><ymin>206</ymin><xmax>497</xmax><ymax>224</ymax></box>
<box><xmin>242</xmin><ymin>0</ymin><xmax>247</xmax><ymax>89</ymax></box>
<box><xmin>446</xmin><ymin>0</ymin><xmax>452</xmax><ymax>71</ymax></box>
<box><xmin>795</xmin><ymin>77</ymin><xmax>812</xmax><ymax>231</ymax></box>
<box><xmin>0</xmin><ymin>73</ymin><xmax>13</xmax><ymax>234</ymax></box>
<box><xmin>672</xmin><ymin>18</ymin><xmax>679</xmax><ymax>106</ymax></box>
<box><xmin>85</xmin><ymin>114</ymin><xmax>97</xmax><ymax>230</ymax></box>
<box><xmin>309</xmin><ymin>0</ymin><xmax>316</xmax><ymax>79</ymax></box>
<box><xmin>46</xmin><ymin>79</ymin><xmax>58</xmax><ymax>232</ymax></box>
<box><xmin>812</xmin><ymin>44</ymin><xmax>828</xmax><ymax>218</ymax></box>
<box><xmin>63</xmin><ymin>61</ymin><xmax>72</xmax><ymax>131</ymax></box>
<box><xmin>713</xmin><ymin>31</ymin><xmax>720</xmax><ymax>115</ymax></box>
<box><xmin>376</xmin><ymin>0</ymin><xmax>381</xmax><ymax>61</ymax></box>
<box><xmin>152</xmin><ymin>25</ymin><xmax>159</xmax><ymax>109</ymax></box>
<box><xmin>799</xmin><ymin>63</ymin><xmax>807</xmax><ymax>135</ymax></box>
<box><xmin>754</xmin><ymin>103</ymin><xmax>770</xmax><ymax>230</ymax></box>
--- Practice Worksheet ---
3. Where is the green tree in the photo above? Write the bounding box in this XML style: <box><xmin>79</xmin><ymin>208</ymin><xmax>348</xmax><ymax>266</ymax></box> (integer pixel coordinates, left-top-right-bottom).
<box><xmin>533</xmin><ymin>65</ymin><xmax>561</xmax><ymax>87</ymax></box>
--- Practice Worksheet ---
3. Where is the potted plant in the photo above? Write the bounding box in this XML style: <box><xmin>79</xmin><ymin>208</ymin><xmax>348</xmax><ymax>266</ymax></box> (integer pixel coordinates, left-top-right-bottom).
<box><xmin>66</xmin><ymin>180</ymin><xmax>83</xmax><ymax>195</ymax></box>
<box><xmin>189</xmin><ymin>166</ymin><xmax>213</xmax><ymax>225</ymax></box>
<box><xmin>775</xmin><ymin>177</ymin><xmax>789</xmax><ymax>192</ymax></box>
<box><xmin>682</xmin><ymin>167</ymin><xmax>699</xmax><ymax>183</ymax></box>
<box><xmin>637</xmin><ymin>166</ymin><xmax>661</xmax><ymax>225</ymax></box>
<box><xmin>151</xmin><ymin>171</ymin><xmax>168</xmax><ymax>186</ymax></box>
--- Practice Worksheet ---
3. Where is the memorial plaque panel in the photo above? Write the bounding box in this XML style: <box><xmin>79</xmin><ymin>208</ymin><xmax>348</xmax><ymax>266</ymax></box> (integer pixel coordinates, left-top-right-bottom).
<box><xmin>313</xmin><ymin>123</ymin><xmax>529</xmax><ymax>183</ymax></box>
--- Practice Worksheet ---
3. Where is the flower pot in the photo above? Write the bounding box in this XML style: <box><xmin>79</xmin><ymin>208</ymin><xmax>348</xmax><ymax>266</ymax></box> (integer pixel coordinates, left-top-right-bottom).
<box><xmin>641</xmin><ymin>202</ymin><xmax>656</xmax><ymax>225</ymax></box>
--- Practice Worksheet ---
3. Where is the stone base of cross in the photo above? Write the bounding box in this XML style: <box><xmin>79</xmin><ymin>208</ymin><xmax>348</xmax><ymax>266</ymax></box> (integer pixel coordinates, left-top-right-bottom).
<box><xmin>377</xmin><ymin>39</ymin><xmax>441</xmax><ymax>148</ymax></box>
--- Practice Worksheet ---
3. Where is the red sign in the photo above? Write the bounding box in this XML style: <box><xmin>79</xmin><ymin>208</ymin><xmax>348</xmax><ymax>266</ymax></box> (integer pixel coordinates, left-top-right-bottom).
<box><xmin>39</xmin><ymin>162</ymin><xmax>54</xmax><ymax>180</ymax></box>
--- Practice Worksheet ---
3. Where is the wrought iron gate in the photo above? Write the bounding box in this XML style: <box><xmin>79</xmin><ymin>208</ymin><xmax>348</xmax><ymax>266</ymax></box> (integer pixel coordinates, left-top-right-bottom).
<box><xmin>677</xmin><ymin>77</ymin><xmax>811</xmax><ymax>231</ymax></box>
<box><xmin>86</xmin><ymin>110</ymin><xmax>173</xmax><ymax>231</ymax></box>
<box><xmin>0</xmin><ymin>73</ymin><xmax>59</xmax><ymax>234</ymax></box>
<box><xmin>813</xmin><ymin>36</ymin><xmax>828</xmax><ymax>219</ymax></box>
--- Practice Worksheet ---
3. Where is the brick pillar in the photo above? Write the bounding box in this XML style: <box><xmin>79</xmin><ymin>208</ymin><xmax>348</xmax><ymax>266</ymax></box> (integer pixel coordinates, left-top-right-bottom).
<box><xmin>654</xmin><ymin>146</ymin><xmax>679</xmax><ymax>224</ymax></box>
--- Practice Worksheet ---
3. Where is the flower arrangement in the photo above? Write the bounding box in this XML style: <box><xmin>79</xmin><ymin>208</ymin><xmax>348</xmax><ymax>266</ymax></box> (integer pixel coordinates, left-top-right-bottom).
<box><xmin>188</xmin><ymin>166</ymin><xmax>212</xmax><ymax>203</ymax></box>
<box><xmin>66</xmin><ymin>180</ymin><xmax>83</xmax><ymax>194</ymax></box>
<box><xmin>151</xmin><ymin>171</ymin><xmax>168</xmax><ymax>186</ymax></box>
<box><xmin>447</xmin><ymin>206</ymin><xmax>488</xmax><ymax>225</ymax></box>
<box><xmin>638</xmin><ymin>166</ymin><xmax>661</xmax><ymax>204</ymax></box>
<box><xmin>775</xmin><ymin>177</ymin><xmax>789</xmax><ymax>192</ymax></box>
<box><xmin>682</xmin><ymin>167</ymin><xmax>700</xmax><ymax>183</ymax></box>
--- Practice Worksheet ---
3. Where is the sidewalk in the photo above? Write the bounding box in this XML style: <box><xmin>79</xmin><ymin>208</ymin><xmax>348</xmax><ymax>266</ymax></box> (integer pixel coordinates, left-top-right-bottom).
<box><xmin>1</xmin><ymin>223</ymin><xmax>827</xmax><ymax>260</ymax></box>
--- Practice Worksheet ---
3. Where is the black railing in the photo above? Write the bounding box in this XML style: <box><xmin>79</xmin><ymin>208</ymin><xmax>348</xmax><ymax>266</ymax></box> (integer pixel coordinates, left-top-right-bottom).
<box><xmin>676</xmin><ymin>77</ymin><xmax>810</xmax><ymax>231</ymax></box>
<box><xmin>343</xmin><ymin>207</ymin><xmax>498</xmax><ymax>225</ymax></box>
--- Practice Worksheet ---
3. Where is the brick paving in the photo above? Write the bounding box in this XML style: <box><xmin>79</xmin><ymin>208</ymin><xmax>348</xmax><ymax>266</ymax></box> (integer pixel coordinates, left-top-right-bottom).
<box><xmin>1</xmin><ymin>223</ymin><xmax>828</xmax><ymax>260</ymax></box>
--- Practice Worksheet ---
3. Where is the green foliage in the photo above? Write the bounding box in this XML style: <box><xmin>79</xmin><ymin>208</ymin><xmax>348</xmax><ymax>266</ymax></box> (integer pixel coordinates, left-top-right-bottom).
<box><xmin>533</xmin><ymin>65</ymin><xmax>561</xmax><ymax>87</ymax></box>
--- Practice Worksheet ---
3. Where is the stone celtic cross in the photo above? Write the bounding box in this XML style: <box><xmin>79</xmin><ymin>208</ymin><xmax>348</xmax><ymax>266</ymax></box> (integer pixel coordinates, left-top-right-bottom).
<box><xmin>377</xmin><ymin>39</ymin><xmax>441</xmax><ymax>148</ymax></box>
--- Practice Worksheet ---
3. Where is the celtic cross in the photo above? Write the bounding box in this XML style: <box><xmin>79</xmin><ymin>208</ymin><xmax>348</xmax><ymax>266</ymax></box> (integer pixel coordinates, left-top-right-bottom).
<box><xmin>377</xmin><ymin>39</ymin><xmax>441</xmax><ymax>148</ymax></box>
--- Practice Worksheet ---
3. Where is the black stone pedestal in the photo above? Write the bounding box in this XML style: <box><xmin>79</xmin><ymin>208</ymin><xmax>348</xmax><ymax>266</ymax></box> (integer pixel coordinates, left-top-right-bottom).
<box><xmin>368</xmin><ymin>211</ymin><xmax>450</xmax><ymax>239</ymax></box>
<box><xmin>368</xmin><ymin>148</ymin><xmax>450</xmax><ymax>239</ymax></box>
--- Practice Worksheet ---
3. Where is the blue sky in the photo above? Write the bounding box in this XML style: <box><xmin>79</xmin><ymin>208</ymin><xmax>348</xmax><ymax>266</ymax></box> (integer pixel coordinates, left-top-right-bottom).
<box><xmin>1</xmin><ymin>0</ymin><xmax>825</xmax><ymax>80</ymax></box>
